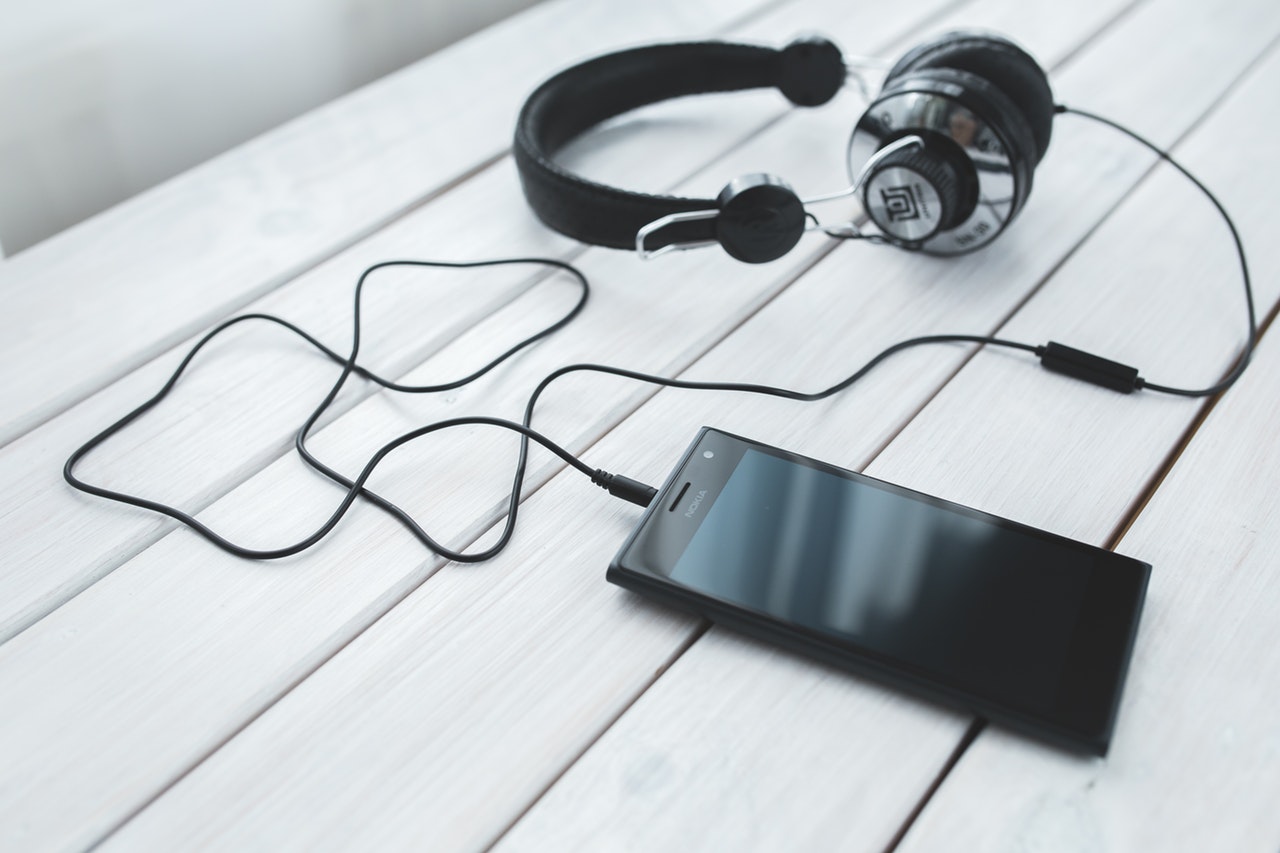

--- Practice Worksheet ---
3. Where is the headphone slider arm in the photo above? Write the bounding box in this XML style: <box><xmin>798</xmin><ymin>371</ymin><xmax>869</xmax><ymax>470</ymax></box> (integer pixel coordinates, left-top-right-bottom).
<box><xmin>635</xmin><ymin>209</ymin><xmax>719</xmax><ymax>260</ymax></box>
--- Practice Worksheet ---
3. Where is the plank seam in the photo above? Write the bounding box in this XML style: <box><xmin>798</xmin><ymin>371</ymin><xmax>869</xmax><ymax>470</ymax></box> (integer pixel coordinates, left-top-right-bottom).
<box><xmin>882</xmin><ymin>718</ymin><xmax>987</xmax><ymax>853</ymax></box>
<box><xmin>1089</xmin><ymin>29</ymin><xmax>1280</xmax><ymax>548</ymax></box>
<box><xmin>1107</xmin><ymin>262</ymin><xmax>1280</xmax><ymax>551</ymax></box>
<box><xmin>1048</xmin><ymin>0</ymin><xmax>1153</xmax><ymax>73</ymax></box>
<box><xmin>712</xmin><ymin>0</ymin><xmax>807</xmax><ymax>35</ymax></box>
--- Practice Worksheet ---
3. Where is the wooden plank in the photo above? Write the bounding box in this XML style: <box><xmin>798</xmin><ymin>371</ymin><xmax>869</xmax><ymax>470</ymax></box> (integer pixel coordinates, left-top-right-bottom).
<box><xmin>0</xmin><ymin>0</ymin><xmax>776</xmax><ymax>449</ymax></box>
<box><xmin>886</xmin><ymin>43</ymin><xmax>1280</xmax><ymax>853</ymax></box>
<box><xmin>0</xmin><ymin>2</ymin><xmax>973</xmax><ymax>850</ymax></box>
<box><xmin>94</xmin><ymin>0</ymin><xmax>1264</xmax><ymax>848</ymax></box>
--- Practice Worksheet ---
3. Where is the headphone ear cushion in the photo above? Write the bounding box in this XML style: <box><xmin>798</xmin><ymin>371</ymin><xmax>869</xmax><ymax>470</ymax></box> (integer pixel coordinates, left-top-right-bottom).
<box><xmin>886</xmin><ymin>32</ymin><xmax>1054</xmax><ymax>164</ymax></box>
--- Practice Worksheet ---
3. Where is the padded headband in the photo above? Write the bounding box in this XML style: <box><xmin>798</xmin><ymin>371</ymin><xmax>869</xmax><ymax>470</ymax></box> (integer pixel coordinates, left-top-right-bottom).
<box><xmin>513</xmin><ymin>38</ymin><xmax>846</xmax><ymax>255</ymax></box>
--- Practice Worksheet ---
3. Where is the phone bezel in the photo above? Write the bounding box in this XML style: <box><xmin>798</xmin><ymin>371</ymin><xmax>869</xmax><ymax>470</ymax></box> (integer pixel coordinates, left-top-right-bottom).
<box><xmin>607</xmin><ymin>427</ymin><xmax>1151</xmax><ymax>755</ymax></box>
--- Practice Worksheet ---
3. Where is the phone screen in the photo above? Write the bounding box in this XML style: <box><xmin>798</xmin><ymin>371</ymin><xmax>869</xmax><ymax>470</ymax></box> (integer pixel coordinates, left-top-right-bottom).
<box><xmin>610</xmin><ymin>428</ymin><xmax>1150</xmax><ymax>754</ymax></box>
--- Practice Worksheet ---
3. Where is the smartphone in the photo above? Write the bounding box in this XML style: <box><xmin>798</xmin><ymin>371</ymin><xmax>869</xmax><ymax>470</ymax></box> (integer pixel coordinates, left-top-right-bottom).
<box><xmin>607</xmin><ymin>427</ymin><xmax>1151</xmax><ymax>755</ymax></box>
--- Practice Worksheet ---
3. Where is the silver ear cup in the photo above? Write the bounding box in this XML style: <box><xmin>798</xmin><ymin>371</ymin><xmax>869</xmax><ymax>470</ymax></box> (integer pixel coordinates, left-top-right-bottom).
<box><xmin>848</xmin><ymin>77</ymin><xmax>1028</xmax><ymax>254</ymax></box>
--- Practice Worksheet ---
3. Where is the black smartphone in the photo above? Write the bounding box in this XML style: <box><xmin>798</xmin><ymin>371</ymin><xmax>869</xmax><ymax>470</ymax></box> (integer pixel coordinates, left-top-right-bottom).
<box><xmin>607</xmin><ymin>427</ymin><xmax>1151</xmax><ymax>755</ymax></box>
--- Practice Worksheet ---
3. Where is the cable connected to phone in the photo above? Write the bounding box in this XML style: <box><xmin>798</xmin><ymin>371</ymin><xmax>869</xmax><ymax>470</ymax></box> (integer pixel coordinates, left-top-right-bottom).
<box><xmin>64</xmin><ymin>109</ymin><xmax>1257</xmax><ymax>563</ymax></box>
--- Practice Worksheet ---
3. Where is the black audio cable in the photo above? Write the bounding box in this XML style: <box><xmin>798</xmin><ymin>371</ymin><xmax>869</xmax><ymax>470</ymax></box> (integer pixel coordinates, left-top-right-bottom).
<box><xmin>834</xmin><ymin>106</ymin><xmax>1258</xmax><ymax>396</ymax></box>
<box><xmin>1050</xmin><ymin>104</ymin><xmax>1257</xmax><ymax>397</ymax></box>
<box><xmin>63</xmin><ymin>257</ymin><xmax>602</xmax><ymax>562</ymax></box>
<box><xmin>64</xmin><ymin>109</ymin><xmax>1257</xmax><ymax>563</ymax></box>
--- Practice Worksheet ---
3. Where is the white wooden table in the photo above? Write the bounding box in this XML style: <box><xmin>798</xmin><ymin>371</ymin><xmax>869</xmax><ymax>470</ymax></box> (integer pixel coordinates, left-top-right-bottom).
<box><xmin>2</xmin><ymin>0</ymin><xmax>1278</xmax><ymax>849</ymax></box>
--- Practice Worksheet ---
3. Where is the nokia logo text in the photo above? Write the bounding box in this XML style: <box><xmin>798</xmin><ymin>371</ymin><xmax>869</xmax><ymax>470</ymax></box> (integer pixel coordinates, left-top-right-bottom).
<box><xmin>684</xmin><ymin>489</ymin><xmax>709</xmax><ymax>518</ymax></box>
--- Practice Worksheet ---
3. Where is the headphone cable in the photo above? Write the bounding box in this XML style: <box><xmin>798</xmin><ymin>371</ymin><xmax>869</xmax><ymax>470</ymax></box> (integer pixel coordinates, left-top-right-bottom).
<box><xmin>1053</xmin><ymin>104</ymin><xmax>1257</xmax><ymax>397</ymax></box>
<box><xmin>64</xmin><ymin>108</ymin><xmax>1257</xmax><ymax>562</ymax></box>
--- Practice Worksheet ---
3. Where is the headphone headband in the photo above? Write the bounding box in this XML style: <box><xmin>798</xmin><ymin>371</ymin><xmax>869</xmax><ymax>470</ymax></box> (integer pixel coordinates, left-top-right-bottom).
<box><xmin>513</xmin><ymin>38</ymin><xmax>846</xmax><ymax>258</ymax></box>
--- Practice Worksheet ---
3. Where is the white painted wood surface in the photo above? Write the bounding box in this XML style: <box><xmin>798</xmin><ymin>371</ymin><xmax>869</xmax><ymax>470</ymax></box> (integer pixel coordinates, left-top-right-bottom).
<box><xmin>2</xmin><ymin>0</ymin><xmax>1277</xmax><ymax>850</ymax></box>
<box><xmin>0</xmin><ymin>0</ymin><xmax>895</xmax><ymax>644</ymax></box>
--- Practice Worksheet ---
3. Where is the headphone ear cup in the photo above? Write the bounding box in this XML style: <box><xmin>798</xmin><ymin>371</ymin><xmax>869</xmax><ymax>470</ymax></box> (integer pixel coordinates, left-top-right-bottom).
<box><xmin>715</xmin><ymin>174</ymin><xmax>805</xmax><ymax>264</ymax></box>
<box><xmin>885</xmin><ymin>31</ymin><xmax>1054</xmax><ymax>163</ymax></box>
<box><xmin>857</xmin><ymin>64</ymin><xmax>1039</xmax><ymax>253</ymax></box>
<box><xmin>879</xmin><ymin>66</ymin><xmax>1039</xmax><ymax>199</ymax></box>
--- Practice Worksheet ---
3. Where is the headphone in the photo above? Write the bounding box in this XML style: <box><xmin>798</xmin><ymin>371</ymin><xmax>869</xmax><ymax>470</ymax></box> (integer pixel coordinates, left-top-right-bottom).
<box><xmin>62</xmin><ymin>31</ymin><xmax>1258</xmax><ymax>565</ymax></box>
<box><xmin>514</xmin><ymin>31</ymin><xmax>1056</xmax><ymax>262</ymax></box>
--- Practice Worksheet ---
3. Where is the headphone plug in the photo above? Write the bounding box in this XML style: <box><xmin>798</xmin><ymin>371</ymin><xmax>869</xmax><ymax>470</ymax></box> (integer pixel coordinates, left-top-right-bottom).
<box><xmin>592</xmin><ymin>469</ymin><xmax>658</xmax><ymax>507</ymax></box>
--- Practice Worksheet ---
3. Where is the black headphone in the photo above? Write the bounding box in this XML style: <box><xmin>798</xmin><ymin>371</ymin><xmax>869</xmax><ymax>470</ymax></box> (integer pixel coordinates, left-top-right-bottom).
<box><xmin>514</xmin><ymin>31</ymin><xmax>1056</xmax><ymax>262</ymax></box>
